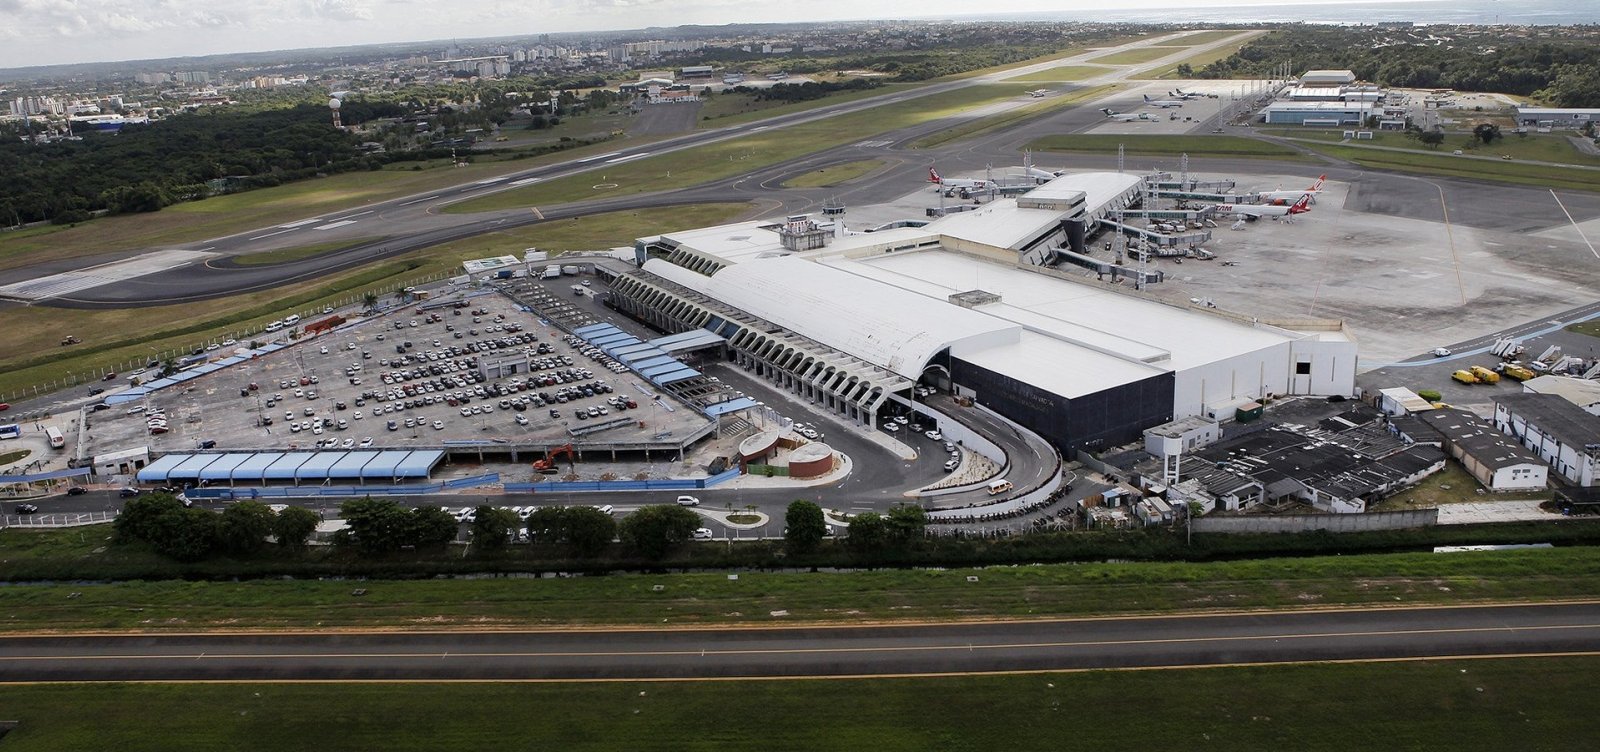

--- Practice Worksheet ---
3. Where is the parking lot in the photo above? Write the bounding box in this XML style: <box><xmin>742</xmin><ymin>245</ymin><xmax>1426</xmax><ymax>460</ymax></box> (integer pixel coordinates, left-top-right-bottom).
<box><xmin>82</xmin><ymin>285</ymin><xmax>713</xmax><ymax>458</ymax></box>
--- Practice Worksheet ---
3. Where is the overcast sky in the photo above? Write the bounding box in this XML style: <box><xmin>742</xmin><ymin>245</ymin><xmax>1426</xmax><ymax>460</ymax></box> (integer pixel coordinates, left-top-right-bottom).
<box><xmin>0</xmin><ymin>0</ymin><xmax>1315</xmax><ymax>70</ymax></box>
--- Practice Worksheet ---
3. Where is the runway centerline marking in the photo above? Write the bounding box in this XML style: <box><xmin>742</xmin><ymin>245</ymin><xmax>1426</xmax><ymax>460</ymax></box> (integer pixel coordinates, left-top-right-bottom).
<box><xmin>6</xmin><ymin>622</ymin><xmax>1597</xmax><ymax>663</ymax></box>
<box><xmin>398</xmin><ymin>195</ymin><xmax>439</xmax><ymax>206</ymax></box>
<box><xmin>247</xmin><ymin>229</ymin><xmax>295</xmax><ymax>241</ymax></box>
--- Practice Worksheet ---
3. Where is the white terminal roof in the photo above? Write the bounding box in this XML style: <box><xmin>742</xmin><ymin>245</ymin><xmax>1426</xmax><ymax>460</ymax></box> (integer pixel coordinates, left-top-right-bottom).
<box><xmin>642</xmin><ymin>256</ymin><xmax>1018</xmax><ymax>379</ymax></box>
<box><xmin>655</xmin><ymin>220</ymin><xmax>796</xmax><ymax>264</ymax></box>
<box><xmin>1264</xmin><ymin>101</ymin><xmax>1377</xmax><ymax>112</ymax></box>
<box><xmin>1284</xmin><ymin>86</ymin><xmax>1345</xmax><ymax>99</ymax></box>
<box><xmin>1023</xmin><ymin>171</ymin><xmax>1143</xmax><ymax>216</ymax></box>
<box><xmin>917</xmin><ymin>202</ymin><xmax>1069</xmax><ymax>249</ymax></box>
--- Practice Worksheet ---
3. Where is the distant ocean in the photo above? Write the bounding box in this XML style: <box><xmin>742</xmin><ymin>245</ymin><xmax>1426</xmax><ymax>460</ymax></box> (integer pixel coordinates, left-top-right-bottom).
<box><xmin>982</xmin><ymin>0</ymin><xmax>1600</xmax><ymax>25</ymax></box>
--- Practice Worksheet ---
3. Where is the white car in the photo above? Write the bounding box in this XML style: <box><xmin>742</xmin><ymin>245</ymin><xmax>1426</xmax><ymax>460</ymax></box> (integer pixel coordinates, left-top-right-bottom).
<box><xmin>341</xmin><ymin>438</ymin><xmax>355</xmax><ymax>449</ymax></box>
<box><xmin>693</xmin><ymin>527</ymin><xmax>714</xmax><ymax>540</ymax></box>
<box><xmin>432</xmin><ymin>420</ymin><xmax>445</xmax><ymax>430</ymax></box>
<box><xmin>676</xmin><ymin>495</ymin><xmax>700</xmax><ymax>507</ymax></box>
<box><xmin>894</xmin><ymin>415</ymin><xmax>909</xmax><ymax>425</ymax></box>
<box><xmin>1431</xmin><ymin>347</ymin><xmax>1452</xmax><ymax>358</ymax></box>
<box><xmin>515</xmin><ymin>413</ymin><xmax>529</xmax><ymax>426</ymax></box>
<box><xmin>359</xmin><ymin>437</ymin><xmax>374</xmax><ymax>448</ymax></box>
<box><xmin>943</xmin><ymin>459</ymin><xmax>959</xmax><ymax>472</ymax></box>
<box><xmin>883</xmin><ymin>422</ymin><xmax>899</xmax><ymax>432</ymax></box>
<box><xmin>925</xmin><ymin>430</ymin><xmax>942</xmax><ymax>441</ymax></box>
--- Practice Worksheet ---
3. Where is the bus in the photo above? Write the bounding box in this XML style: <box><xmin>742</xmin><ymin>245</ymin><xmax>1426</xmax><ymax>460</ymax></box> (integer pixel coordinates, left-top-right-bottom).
<box><xmin>45</xmin><ymin>426</ymin><xmax>64</xmax><ymax>449</ymax></box>
<box><xmin>0</xmin><ymin>424</ymin><xmax>20</xmax><ymax>440</ymax></box>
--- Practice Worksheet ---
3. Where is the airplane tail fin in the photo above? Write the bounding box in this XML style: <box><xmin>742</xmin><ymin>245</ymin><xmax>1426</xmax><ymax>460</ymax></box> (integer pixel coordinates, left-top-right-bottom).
<box><xmin>1143</xmin><ymin>94</ymin><xmax>1152</xmax><ymax>102</ymax></box>
<box><xmin>928</xmin><ymin>167</ymin><xmax>941</xmax><ymax>184</ymax></box>
<box><xmin>1288</xmin><ymin>194</ymin><xmax>1312</xmax><ymax>214</ymax></box>
<box><xmin>1100</xmin><ymin>108</ymin><xmax>1114</xmax><ymax>117</ymax></box>
<box><xmin>1308</xmin><ymin>174</ymin><xmax>1326</xmax><ymax>191</ymax></box>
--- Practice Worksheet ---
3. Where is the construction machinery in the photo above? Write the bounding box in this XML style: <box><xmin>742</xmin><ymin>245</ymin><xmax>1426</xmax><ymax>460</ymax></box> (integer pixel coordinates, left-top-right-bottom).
<box><xmin>532</xmin><ymin>443</ymin><xmax>575</xmax><ymax>474</ymax></box>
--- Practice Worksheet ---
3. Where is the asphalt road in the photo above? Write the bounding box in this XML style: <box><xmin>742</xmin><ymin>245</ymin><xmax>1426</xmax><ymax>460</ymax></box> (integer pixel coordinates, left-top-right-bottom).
<box><xmin>2</xmin><ymin>602</ymin><xmax>1595</xmax><ymax>682</ymax></box>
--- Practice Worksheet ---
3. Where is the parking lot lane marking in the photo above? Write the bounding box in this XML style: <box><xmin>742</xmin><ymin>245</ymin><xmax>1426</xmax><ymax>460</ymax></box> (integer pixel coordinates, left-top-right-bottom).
<box><xmin>1550</xmin><ymin>189</ymin><xmax>1600</xmax><ymax>260</ymax></box>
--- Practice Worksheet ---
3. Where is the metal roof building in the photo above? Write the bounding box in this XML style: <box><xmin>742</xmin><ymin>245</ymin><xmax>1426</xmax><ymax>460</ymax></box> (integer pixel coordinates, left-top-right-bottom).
<box><xmin>136</xmin><ymin>449</ymin><xmax>446</xmax><ymax>485</ymax></box>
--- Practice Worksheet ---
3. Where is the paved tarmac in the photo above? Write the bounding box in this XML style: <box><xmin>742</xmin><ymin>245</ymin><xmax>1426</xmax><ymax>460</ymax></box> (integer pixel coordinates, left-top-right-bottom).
<box><xmin>1</xmin><ymin>602</ymin><xmax>1595</xmax><ymax>682</ymax></box>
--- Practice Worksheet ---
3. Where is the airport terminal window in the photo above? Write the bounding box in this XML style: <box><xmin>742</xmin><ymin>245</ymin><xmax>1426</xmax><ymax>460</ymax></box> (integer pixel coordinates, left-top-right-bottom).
<box><xmin>1295</xmin><ymin>361</ymin><xmax>1312</xmax><ymax>375</ymax></box>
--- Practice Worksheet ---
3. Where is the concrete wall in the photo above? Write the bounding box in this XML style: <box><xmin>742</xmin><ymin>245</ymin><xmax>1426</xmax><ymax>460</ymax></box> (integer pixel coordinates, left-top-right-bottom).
<box><xmin>1191</xmin><ymin>508</ymin><xmax>1439</xmax><ymax>534</ymax></box>
<box><xmin>888</xmin><ymin>394</ymin><xmax>1005</xmax><ymax>465</ymax></box>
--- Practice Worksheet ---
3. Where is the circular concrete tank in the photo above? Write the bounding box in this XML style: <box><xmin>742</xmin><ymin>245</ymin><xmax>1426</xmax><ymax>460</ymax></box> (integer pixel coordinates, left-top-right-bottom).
<box><xmin>788</xmin><ymin>442</ymin><xmax>834</xmax><ymax>479</ymax></box>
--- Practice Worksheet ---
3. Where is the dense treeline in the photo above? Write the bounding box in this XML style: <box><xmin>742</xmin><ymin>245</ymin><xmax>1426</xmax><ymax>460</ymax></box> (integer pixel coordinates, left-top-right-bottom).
<box><xmin>1198</xmin><ymin>27</ymin><xmax>1600</xmax><ymax>107</ymax></box>
<box><xmin>732</xmin><ymin>78</ymin><xmax>883</xmax><ymax>103</ymax></box>
<box><xmin>0</xmin><ymin>101</ymin><xmax>404</xmax><ymax>225</ymax></box>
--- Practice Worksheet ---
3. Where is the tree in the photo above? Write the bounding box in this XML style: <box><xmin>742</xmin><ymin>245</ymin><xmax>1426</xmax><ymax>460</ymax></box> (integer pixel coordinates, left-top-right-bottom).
<box><xmin>273</xmin><ymin>506</ymin><xmax>320</xmax><ymax>548</ymax></box>
<box><xmin>218</xmin><ymin>500</ymin><xmax>275</xmax><ymax>554</ymax></box>
<box><xmin>406</xmin><ymin>505</ymin><xmax>460</xmax><ymax>550</ymax></box>
<box><xmin>1472</xmin><ymin>122</ymin><xmax>1502</xmax><ymax>144</ymax></box>
<box><xmin>115</xmin><ymin>493</ymin><xmax>188</xmax><ymax>544</ymax></box>
<box><xmin>563</xmin><ymin>507</ymin><xmax>617</xmax><ymax>557</ymax></box>
<box><xmin>1175</xmin><ymin>63</ymin><xmax>1194</xmax><ymax>77</ymax></box>
<box><xmin>783</xmin><ymin>500</ymin><xmax>827</xmax><ymax>554</ymax></box>
<box><xmin>619</xmin><ymin>504</ymin><xmax>699</xmax><ymax>560</ymax></box>
<box><xmin>470</xmin><ymin>505</ymin><xmax>520</xmax><ymax>550</ymax></box>
<box><xmin>844</xmin><ymin>512</ymin><xmax>888</xmax><ymax>553</ymax></box>
<box><xmin>362</xmin><ymin>292</ymin><xmax>379</xmax><ymax>311</ymax></box>
<box><xmin>337</xmin><ymin>497</ymin><xmax>410</xmax><ymax>554</ymax></box>
<box><xmin>158</xmin><ymin>508</ymin><xmax>222</xmax><ymax>561</ymax></box>
<box><xmin>1418</xmin><ymin>130</ymin><xmax>1446</xmax><ymax>149</ymax></box>
<box><xmin>885</xmin><ymin>504</ymin><xmax>928</xmax><ymax>544</ymax></box>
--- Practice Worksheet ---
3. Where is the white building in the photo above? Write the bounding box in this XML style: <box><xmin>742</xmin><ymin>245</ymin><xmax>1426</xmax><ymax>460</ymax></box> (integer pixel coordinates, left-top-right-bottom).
<box><xmin>1495</xmin><ymin>393</ymin><xmax>1600</xmax><ymax>487</ymax></box>
<box><xmin>612</xmin><ymin>173</ymin><xmax>1356</xmax><ymax>454</ymax></box>
<box><xmin>1419</xmin><ymin>408</ymin><xmax>1548</xmax><ymax>492</ymax></box>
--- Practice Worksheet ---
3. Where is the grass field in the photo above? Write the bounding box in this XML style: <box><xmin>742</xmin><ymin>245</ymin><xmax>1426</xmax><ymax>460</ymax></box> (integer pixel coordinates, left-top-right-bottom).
<box><xmin>1305</xmin><ymin>142</ymin><xmax>1600</xmax><ymax>193</ymax></box>
<box><xmin>2</xmin><ymin>533</ymin><xmax>1599</xmax><ymax>632</ymax></box>
<box><xmin>1003</xmin><ymin>65</ymin><xmax>1109</xmax><ymax>83</ymax></box>
<box><xmin>0</xmin><ymin>139</ymin><xmax>626</xmax><ymax>273</ymax></box>
<box><xmin>1369</xmin><ymin>464</ymin><xmax>1487</xmax><ymax>511</ymax></box>
<box><xmin>910</xmin><ymin>85</ymin><xmax>1120</xmax><ymax>149</ymax></box>
<box><xmin>230</xmin><ymin>237</ymin><xmax>385</xmax><ymax>266</ymax></box>
<box><xmin>1273</xmin><ymin>128</ymin><xmax>1600</xmax><ymax>165</ymax></box>
<box><xmin>1</xmin><ymin>657</ymin><xmax>1595</xmax><ymax>750</ymax></box>
<box><xmin>446</xmin><ymin>85</ymin><xmax>1034</xmax><ymax>214</ymax></box>
<box><xmin>1030</xmin><ymin>134</ymin><xmax>1305</xmax><ymax>159</ymax></box>
<box><xmin>781</xmin><ymin>159</ymin><xmax>888</xmax><ymax>188</ymax></box>
<box><xmin>1172</xmin><ymin>29</ymin><xmax>1259</xmax><ymax>45</ymax></box>
<box><xmin>1138</xmin><ymin>33</ymin><xmax>1263</xmax><ymax>80</ymax></box>
<box><xmin>1087</xmin><ymin>47</ymin><xmax>1185</xmax><ymax>66</ymax></box>
<box><xmin>1567</xmin><ymin>321</ymin><xmax>1600</xmax><ymax>339</ymax></box>
<box><xmin>0</xmin><ymin>203</ymin><xmax>750</xmax><ymax>403</ymax></box>
<box><xmin>696</xmin><ymin>83</ymin><xmax>919</xmax><ymax>129</ymax></box>
<box><xmin>0</xmin><ymin>449</ymin><xmax>30</xmax><ymax>466</ymax></box>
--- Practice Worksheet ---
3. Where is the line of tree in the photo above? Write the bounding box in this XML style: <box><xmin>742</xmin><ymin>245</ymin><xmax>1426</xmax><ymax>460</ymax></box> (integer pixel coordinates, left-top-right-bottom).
<box><xmin>116</xmin><ymin>494</ymin><xmax>319</xmax><ymax>561</ymax></box>
<box><xmin>732</xmin><ymin>78</ymin><xmax>882</xmax><ymax>103</ymax></box>
<box><xmin>1195</xmin><ymin>27</ymin><xmax>1600</xmax><ymax>107</ymax></box>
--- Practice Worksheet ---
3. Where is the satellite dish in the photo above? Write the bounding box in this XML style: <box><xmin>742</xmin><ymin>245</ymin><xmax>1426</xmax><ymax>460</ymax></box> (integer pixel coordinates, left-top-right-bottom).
<box><xmin>328</xmin><ymin>97</ymin><xmax>342</xmax><ymax>110</ymax></box>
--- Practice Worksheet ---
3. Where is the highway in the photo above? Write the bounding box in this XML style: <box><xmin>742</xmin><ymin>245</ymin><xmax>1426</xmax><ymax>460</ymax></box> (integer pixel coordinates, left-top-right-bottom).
<box><xmin>1</xmin><ymin>602</ymin><xmax>1596</xmax><ymax>682</ymax></box>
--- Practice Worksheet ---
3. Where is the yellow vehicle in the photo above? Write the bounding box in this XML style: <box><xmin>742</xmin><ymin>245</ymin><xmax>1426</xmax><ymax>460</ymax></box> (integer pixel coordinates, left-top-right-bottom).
<box><xmin>1469</xmin><ymin>365</ymin><xmax>1500</xmax><ymax>384</ymax></box>
<box><xmin>1452</xmin><ymin>369</ymin><xmax>1478</xmax><ymax>385</ymax></box>
<box><xmin>1501</xmin><ymin>364</ymin><xmax>1536</xmax><ymax>381</ymax></box>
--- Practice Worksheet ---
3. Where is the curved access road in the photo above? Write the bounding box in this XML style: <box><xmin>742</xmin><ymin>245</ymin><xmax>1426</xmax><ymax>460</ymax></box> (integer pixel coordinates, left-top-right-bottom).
<box><xmin>2</xmin><ymin>602</ymin><xmax>1597</xmax><ymax>682</ymax></box>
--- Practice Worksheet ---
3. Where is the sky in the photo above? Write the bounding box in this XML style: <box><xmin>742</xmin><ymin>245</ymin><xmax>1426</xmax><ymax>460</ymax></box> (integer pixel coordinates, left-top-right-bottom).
<box><xmin>0</xmin><ymin>0</ymin><xmax>1337</xmax><ymax>71</ymax></box>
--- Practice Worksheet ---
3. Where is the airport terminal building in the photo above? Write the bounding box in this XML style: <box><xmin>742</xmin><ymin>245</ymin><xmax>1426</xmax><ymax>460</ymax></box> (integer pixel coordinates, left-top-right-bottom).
<box><xmin>609</xmin><ymin>174</ymin><xmax>1357</xmax><ymax>454</ymax></box>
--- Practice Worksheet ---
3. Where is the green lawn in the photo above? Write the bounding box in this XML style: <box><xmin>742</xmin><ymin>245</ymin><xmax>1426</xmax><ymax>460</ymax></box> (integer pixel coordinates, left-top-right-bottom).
<box><xmin>1369</xmin><ymin>463</ymin><xmax>1489</xmax><ymax>511</ymax></box>
<box><xmin>3</xmin><ymin>532</ymin><xmax>1600</xmax><ymax>632</ymax></box>
<box><xmin>1138</xmin><ymin>33</ymin><xmax>1264</xmax><ymax>79</ymax></box>
<box><xmin>1305</xmin><ymin>142</ymin><xmax>1600</xmax><ymax>193</ymax></box>
<box><xmin>1087</xmin><ymin>47</ymin><xmax>1185</xmax><ymax>66</ymax></box>
<box><xmin>1273</xmin><ymin>128</ymin><xmax>1600</xmax><ymax>165</ymax></box>
<box><xmin>0</xmin><ymin>204</ymin><xmax>748</xmax><ymax>404</ymax></box>
<box><xmin>1172</xmin><ymin>29</ymin><xmax>1259</xmax><ymax>45</ymax></box>
<box><xmin>1030</xmin><ymin>134</ymin><xmax>1305</xmax><ymax>159</ymax></box>
<box><xmin>782</xmin><ymin>159</ymin><xmax>888</xmax><ymax>188</ymax></box>
<box><xmin>911</xmin><ymin>84</ymin><xmax>1120</xmax><ymax>149</ymax></box>
<box><xmin>0</xmin><ymin>449</ymin><xmax>30</xmax><ymax>466</ymax></box>
<box><xmin>230</xmin><ymin>237</ymin><xmax>385</xmax><ymax>266</ymax></box>
<box><xmin>446</xmin><ymin>85</ymin><xmax>1036</xmax><ymax>214</ymax></box>
<box><xmin>2</xmin><ymin>657</ymin><xmax>1596</xmax><ymax>750</ymax></box>
<box><xmin>0</xmin><ymin>139</ymin><xmax>623</xmax><ymax>273</ymax></box>
<box><xmin>697</xmin><ymin>84</ymin><xmax>919</xmax><ymax>129</ymax></box>
<box><xmin>1566</xmin><ymin>320</ymin><xmax>1600</xmax><ymax>339</ymax></box>
<box><xmin>1003</xmin><ymin>65</ymin><xmax>1109</xmax><ymax>83</ymax></box>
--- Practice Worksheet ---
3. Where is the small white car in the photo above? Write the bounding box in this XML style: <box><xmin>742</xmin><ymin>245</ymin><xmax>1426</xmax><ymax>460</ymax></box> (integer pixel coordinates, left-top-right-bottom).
<box><xmin>1431</xmin><ymin>347</ymin><xmax>1452</xmax><ymax>358</ymax></box>
<box><xmin>693</xmin><ymin>527</ymin><xmax>714</xmax><ymax>540</ymax></box>
<box><xmin>432</xmin><ymin>420</ymin><xmax>444</xmax><ymax>430</ymax></box>
<box><xmin>676</xmin><ymin>495</ymin><xmax>700</xmax><ymax>507</ymax></box>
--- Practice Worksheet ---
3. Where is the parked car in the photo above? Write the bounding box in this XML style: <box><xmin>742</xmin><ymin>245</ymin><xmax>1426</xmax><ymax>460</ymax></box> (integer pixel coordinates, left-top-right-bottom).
<box><xmin>15</xmin><ymin>503</ymin><xmax>38</xmax><ymax>514</ymax></box>
<box><xmin>66</xmin><ymin>486</ymin><xmax>87</xmax><ymax>496</ymax></box>
<box><xmin>676</xmin><ymin>495</ymin><xmax>700</xmax><ymax>507</ymax></box>
<box><xmin>118</xmin><ymin>488</ymin><xmax>141</xmax><ymax>498</ymax></box>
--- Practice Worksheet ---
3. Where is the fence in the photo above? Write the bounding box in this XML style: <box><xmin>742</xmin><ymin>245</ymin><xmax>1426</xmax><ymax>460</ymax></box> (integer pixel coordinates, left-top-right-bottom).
<box><xmin>0</xmin><ymin>510</ymin><xmax>118</xmax><ymax>528</ymax></box>
<box><xmin>184</xmin><ymin>473</ymin><xmax>500</xmax><ymax>500</ymax></box>
<box><xmin>4</xmin><ymin>269</ymin><xmax>457</xmax><ymax>404</ymax></box>
<box><xmin>504</xmin><ymin>467</ymin><xmax>742</xmax><ymax>494</ymax></box>
<box><xmin>1190</xmin><ymin>509</ymin><xmax>1439</xmax><ymax>534</ymax></box>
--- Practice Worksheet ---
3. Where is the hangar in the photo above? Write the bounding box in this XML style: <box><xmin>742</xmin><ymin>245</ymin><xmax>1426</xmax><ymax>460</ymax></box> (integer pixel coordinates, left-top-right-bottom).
<box><xmin>608</xmin><ymin>173</ymin><xmax>1357</xmax><ymax>454</ymax></box>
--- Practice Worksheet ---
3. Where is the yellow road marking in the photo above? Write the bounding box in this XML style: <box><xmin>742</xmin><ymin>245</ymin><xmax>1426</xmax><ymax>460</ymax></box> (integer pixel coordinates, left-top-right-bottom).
<box><xmin>1</xmin><ymin>651</ymin><xmax>1597</xmax><ymax>686</ymax></box>
<box><xmin>4</xmin><ymin>622</ymin><xmax>1597</xmax><ymax>663</ymax></box>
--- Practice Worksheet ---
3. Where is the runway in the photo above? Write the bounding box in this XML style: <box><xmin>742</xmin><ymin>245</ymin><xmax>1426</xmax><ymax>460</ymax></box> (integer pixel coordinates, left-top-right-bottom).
<box><xmin>3</xmin><ymin>602</ymin><xmax>1597</xmax><ymax>682</ymax></box>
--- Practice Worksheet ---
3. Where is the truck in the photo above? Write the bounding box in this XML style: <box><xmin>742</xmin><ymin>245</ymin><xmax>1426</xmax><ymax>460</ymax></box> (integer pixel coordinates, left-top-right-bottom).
<box><xmin>1500</xmin><ymin>364</ymin><xmax>1536</xmax><ymax>382</ymax></box>
<box><xmin>1469</xmin><ymin>365</ymin><xmax>1500</xmax><ymax>384</ymax></box>
<box><xmin>541</xmin><ymin>265</ymin><xmax>562</xmax><ymax>280</ymax></box>
<box><xmin>1452</xmin><ymin>369</ymin><xmax>1478</xmax><ymax>385</ymax></box>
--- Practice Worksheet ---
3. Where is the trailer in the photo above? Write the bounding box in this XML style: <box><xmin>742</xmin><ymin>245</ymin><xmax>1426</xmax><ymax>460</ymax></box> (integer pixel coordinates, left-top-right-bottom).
<box><xmin>1452</xmin><ymin>370</ymin><xmax>1478</xmax><ymax>385</ymax></box>
<box><xmin>541</xmin><ymin>265</ymin><xmax>562</xmax><ymax>280</ymax></box>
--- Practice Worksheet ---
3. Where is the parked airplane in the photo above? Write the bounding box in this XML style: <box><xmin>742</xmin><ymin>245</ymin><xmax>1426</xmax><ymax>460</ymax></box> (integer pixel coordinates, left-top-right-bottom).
<box><xmin>1142</xmin><ymin>94</ymin><xmax>1185</xmax><ymax>108</ymax></box>
<box><xmin>1173</xmin><ymin>87</ymin><xmax>1214</xmax><ymax>100</ymax></box>
<box><xmin>1100</xmin><ymin>108</ymin><xmax>1155</xmax><ymax>122</ymax></box>
<box><xmin>1028</xmin><ymin>89</ymin><xmax>1050</xmax><ymax>98</ymax></box>
<box><xmin>1256</xmin><ymin>175</ymin><xmax>1327</xmax><ymax>204</ymax></box>
<box><xmin>928</xmin><ymin>167</ymin><xmax>996</xmax><ymax>193</ymax></box>
<box><xmin>1212</xmin><ymin>193</ymin><xmax>1312</xmax><ymax>220</ymax></box>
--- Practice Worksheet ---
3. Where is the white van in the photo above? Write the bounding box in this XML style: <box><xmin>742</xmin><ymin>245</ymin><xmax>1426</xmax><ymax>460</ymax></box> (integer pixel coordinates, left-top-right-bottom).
<box><xmin>283</xmin><ymin>314</ymin><xmax>301</xmax><ymax>325</ymax></box>
<box><xmin>986</xmin><ymin>479</ymin><xmax>1014</xmax><ymax>496</ymax></box>
<box><xmin>263</xmin><ymin>320</ymin><xmax>284</xmax><ymax>332</ymax></box>
<box><xmin>675</xmin><ymin>495</ymin><xmax>700</xmax><ymax>507</ymax></box>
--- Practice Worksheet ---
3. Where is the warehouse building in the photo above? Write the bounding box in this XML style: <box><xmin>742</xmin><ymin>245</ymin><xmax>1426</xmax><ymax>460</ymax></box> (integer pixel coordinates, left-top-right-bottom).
<box><xmin>1299</xmin><ymin>70</ymin><xmax>1357</xmax><ymax>87</ymax></box>
<box><xmin>609</xmin><ymin>174</ymin><xmax>1357</xmax><ymax>455</ymax></box>
<box><xmin>1417</xmin><ymin>408</ymin><xmax>1548</xmax><ymax>492</ymax></box>
<box><xmin>1494</xmin><ymin>393</ymin><xmax>1600</xmax><ymax>487</ymax></box>
<box><xmin>1262</xmin><ymin>100</ymin><xmax>1378</xmax><ymax>126</ymax></box>
<box><xmin>1513</xmin><ymin>107</ymin><xmax>1600</xmax><ymax>129</ymax></box>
